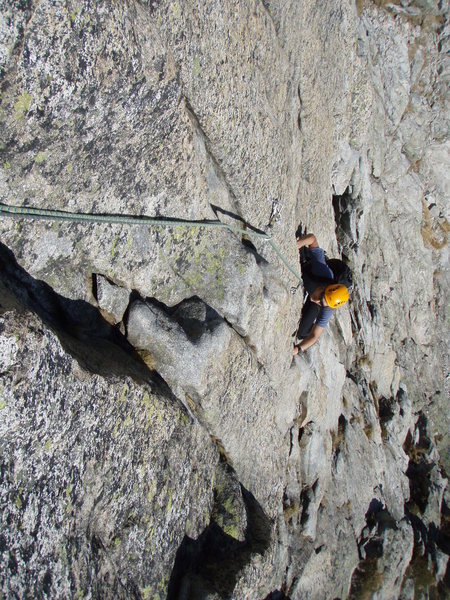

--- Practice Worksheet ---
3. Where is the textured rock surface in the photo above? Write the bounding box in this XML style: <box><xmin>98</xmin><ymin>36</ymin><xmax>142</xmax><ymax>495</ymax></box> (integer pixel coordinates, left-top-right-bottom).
<box><xmin>0</xmin><ymin>0</ymin><xmax>448</xmax><ymax>598</ymax></box>
<box><xmin>95</xmin><ymin>274</ymin><xmax>130</xmax><ymax>324</ymax></box>
<box><xmin>0</xmin><ymin>307</ymin><xmax>219</xmax><ymax>599</ymax></box>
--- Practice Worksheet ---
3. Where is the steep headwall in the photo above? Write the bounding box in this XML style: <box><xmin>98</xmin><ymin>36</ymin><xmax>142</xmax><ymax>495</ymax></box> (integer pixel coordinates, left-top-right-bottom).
<box><xmin>0</xmin><ymin>1</ymin><xmax>448</xmax><ymax>598</ymax></box>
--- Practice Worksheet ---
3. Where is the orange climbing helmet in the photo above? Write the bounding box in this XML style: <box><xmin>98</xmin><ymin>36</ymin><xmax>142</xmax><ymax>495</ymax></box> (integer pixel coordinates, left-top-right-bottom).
<box><xmin>324</xmin><ymin>284</ymin><xmax>349</xmax><ymax>309</ymax></box>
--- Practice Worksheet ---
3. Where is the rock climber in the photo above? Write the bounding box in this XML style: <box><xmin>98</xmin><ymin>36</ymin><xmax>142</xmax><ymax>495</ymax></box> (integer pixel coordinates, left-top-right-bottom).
<box><xmin>293</xmin><ymin>232</ymin><xmax>350</xmax><ymax>354</ymax></box>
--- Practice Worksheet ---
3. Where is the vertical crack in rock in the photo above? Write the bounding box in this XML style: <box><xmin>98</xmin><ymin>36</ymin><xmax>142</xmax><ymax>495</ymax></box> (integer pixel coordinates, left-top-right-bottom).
<box><xmin>167</xmin><ymin>477</ymin><xmax>271</xmax><ymax>599</ymax></box>
<box><xmin>183</xmin><ymin>96</ymin><xmax>241</xmax><ymax>218</ymax></box>
<box><xmin>331</xmin><ymin>414</ymin><xmax>347</xmax><ymax>467</ymax></box>
<box><xmin>299</xmin><ymin>479</ymin><xmax>319</xmax><ymax>531</ymax></box>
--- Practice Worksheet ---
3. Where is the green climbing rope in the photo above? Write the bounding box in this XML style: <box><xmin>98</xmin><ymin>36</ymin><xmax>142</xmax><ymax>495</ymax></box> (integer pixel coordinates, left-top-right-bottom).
<box><xmin>0</xmin><ymin>202</ymin><xmax>303</xmax><ymax>284</ymax></box>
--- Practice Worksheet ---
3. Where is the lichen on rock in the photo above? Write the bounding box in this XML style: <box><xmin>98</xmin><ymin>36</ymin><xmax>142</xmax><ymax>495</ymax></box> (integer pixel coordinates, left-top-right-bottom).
<box><xmin>0</xmin><ymin>0</ymin><xmax>448</xmax><ymax>598</ymax></box>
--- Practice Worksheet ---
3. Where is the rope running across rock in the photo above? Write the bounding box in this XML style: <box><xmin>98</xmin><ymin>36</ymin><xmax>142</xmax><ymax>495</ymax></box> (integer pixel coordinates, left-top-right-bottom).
<box><xmin>0</xmin><ymin>202</ymin><xmax>303</xmax><ymax>284</ymax></box>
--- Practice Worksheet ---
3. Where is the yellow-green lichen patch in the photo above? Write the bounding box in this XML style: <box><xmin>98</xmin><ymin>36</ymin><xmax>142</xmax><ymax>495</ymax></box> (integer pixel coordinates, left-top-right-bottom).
<box><xmin>126</xmin><ymin>232</ymin><xmax>133</xmax><ymax>252</ymax></box>
<box><xmin>183</xmin><ymin>271</ymin><xmax>203</xmax><ymax>289</ymax></box>
<box><xmin>70</xmin><ymin>8</ymin><xmax>79</xmax><ymax>23</ymax></box>
<box><xmin>110</xmin><ymin>234</ymin><xmax>121</xmax><ymax>260</ymax></box>
<box><xmin>166</xmin><ymin>486</ymin><xmax>173</xmax><ymax>515</ymax></box>
<box><xmin>179</xmin><ymin>412</ymin><xmax>190</xmax><ymax>426</ymax></box>
<box><xmin>35</xmin><ymin>151</ymin><xmax>48</xmax><ymax>165</ymax></box>
<box><xmin>170</xmin><ymin>1</ymin><xmax>181</xmax><ymax>19</ymax></box>
<box><xmin>147</xmin><ymin>480</ymin><xmax>157</xmax><ymax>504</ymax></box>
<box><xmin>223</xmin><ymin>523</ymin><xmax>240</xmax><ymax>538</ymax></box>
<box><xmin>158</xmin><ymin>577</ymin><xmax>167</xmax><ymax>596</ymax></box>
<box><xmin>146</xmin><ymin>517</ymin><xmax>154</xmax><ymax>541</ymax></box>
<box><xmin>119</xmin><ymin>384</ymin><xmax>128</xmax><ymax>403</ymax></box>
<box><xmin>192</xmin><ymin>56</ymin><xmax>202</xmax><ymax>77</ymax></box>
<box><xmin>223</xmin><ymin>497</ymin><xmax>236</xmax><ymax>514</ymax></box>
<box><xmin>0</xmin><ymin>399</ymin><xmax>6</xmax><ymax>410</ymax></box>
<box><xmin>44</xmin><ymin>438</ymin><xmax>53</xmax><ymax>452</ymax></box>
<box><xmin>14</xmin><ymin>92</ymin><xmax>33</xmax><ymax>120</ymax></box>
<box><xmin>112</xmin><ymin>419</ymin><xmax>120</xmax><ymax>438</ymax></box>
<box><xmin>171</xmin><ymin>229</ymin><xmax>229</xmax><ymax>300</ymax></box>
<box><xmin>237</xmin><ymin>260</ymin><xmax>247</xmax><ymax>275</ymax></box>
<box><xmin>123</xmin><ymin>415</ymin><xmax>133</xmax><ymax>428</ymax></box>
<box><xmin>140</xmin><ymin>586</ymin><xmax>152</xmax><ymax>600</ymax></box>
<box><xmin>141</xmin><ymin>392</ymin><xmax>151</xmax><ymax>407</ymax></box>
<box><xmin>3</xmin><ymin>161</ymin><xmax>11</xmax><ymax>170</ymax></box>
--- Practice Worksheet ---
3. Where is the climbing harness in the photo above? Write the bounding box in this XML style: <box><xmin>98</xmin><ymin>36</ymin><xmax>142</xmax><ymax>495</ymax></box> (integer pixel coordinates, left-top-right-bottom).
<box><xmin>0</xmin><ymin>202</ymin><xmax>303</xmax><ymax>285</ymax></box>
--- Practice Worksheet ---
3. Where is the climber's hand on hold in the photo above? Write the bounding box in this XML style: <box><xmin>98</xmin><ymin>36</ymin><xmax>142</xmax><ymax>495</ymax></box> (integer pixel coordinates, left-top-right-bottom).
<box><xmin>296</xmin><ymin>233</ymin><xmax>319</xmax><ymax>250</ymax></box>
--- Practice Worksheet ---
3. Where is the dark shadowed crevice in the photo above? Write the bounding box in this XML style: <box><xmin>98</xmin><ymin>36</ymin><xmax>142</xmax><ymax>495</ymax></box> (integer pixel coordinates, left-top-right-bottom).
<box><xmin>299</xmin><ymin>487</ymin><xmax>312</xmax><ymax>527</ymax></box>
<box><xmin>241</xmin><ymin>236</ymin><xmax>269</xmax><ymax>266</ymax></box>
<box><xmin>0</xmin><ymin>241</ymin><xmax>170</xmax><ymax>391</ymax></box>
<box><xmin>332</xmin><ymin>188</ymin><xmax>361</xmax><ymax>255</ymax></box>
<box><xmin>167</xmin><ymin>485</ymin><xmax>271</xmax><ymax>600</ymax></box>
<box><xmin>348</xmin><ymin>500</ymin><xmax>397</xmax><ymax>599</ymax></box>
<box><xmin>331</xmin><ymin>414</ymin><xmax>347</xmax><ymax>466</ymax></box>
<box><xmin>403</xmin><ymin>509</ymin><xmax>450</xmax><ymax>598</ymax></box>
<box><xmin>378</xmin><ymin>394</ymin><xmax>397</xmax><ymax>440</ymax></box>
<box><xmin>403</xmin><ymin>413</ymin><xmax>433</xmax><ymax>514</ymax></box>
<box><xmin>264</xmin><ymin>591</ymin><xmax>291</xmax><ymax>600</ymax></box>
<box><xmin>401</xmin><ymin>413</ymin><xmax>450</xmax><ymax>595</ymax></box>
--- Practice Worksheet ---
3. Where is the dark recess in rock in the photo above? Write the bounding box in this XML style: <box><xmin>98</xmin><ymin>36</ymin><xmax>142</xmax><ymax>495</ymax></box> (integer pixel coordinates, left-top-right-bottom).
<box><xmin>404</xmin><ymin>413</ymin><xmax>433</xmax><ymax>514</ymax></box>
<box><xmin>0</xmin><ymin>241</ymin><xmax>168</xmax><ymax>390</ymax></box>
<box><xmin>403</xmin><ymin>509</ymin><xmax>450</xmax><ymax>599</ymax></box>
<box><xmin>349</xmin><ymin>500</ymin><xmax>398</xmax><ymax>598</ymax></box>
<box><xmin>401</xmin><ymin>413</ymin><xmax>450</xmax><ymax>594</ymax></box>
<box><xmin>167</xmin><ymin>485</ymin><xmax>271</xmax><ymax>599</ymax></box>
<box><xmin>264</xmin><ymin>591</ymin><xmax>291</xmax><ymax>600</ymax></box>
<box><xmin>332</xmin><ymin>188</ymin><xmax>360</xmax><ymax>253</ymax></box>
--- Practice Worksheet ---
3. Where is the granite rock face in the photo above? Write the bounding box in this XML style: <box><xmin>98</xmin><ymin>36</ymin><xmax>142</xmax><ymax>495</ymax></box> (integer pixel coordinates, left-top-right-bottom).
<box><xmin>0</xmin><ymin>307</ymin><xmax>219</xmax><ymax>599</ymax></box>
<box><xmin>0</xmin><ymin>1</ymin><xmax>448</xmax><ymax>599</ymax></box>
